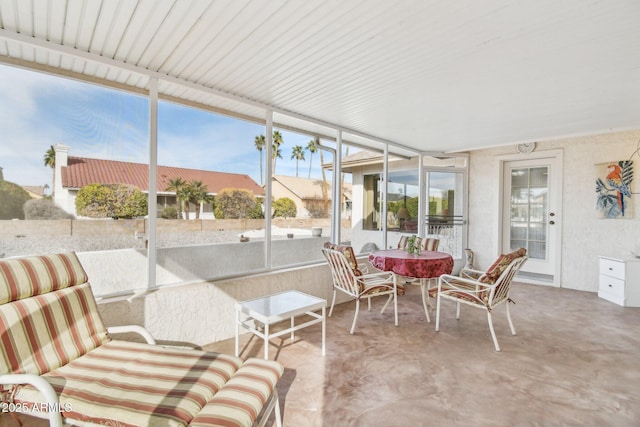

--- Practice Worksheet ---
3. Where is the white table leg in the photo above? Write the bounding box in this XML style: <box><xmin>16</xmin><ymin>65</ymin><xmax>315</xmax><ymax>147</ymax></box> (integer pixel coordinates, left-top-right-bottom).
<box><xmin>264</xmin><ymin>322</ymin><xmax>270</xmax><ymax>360</ymax></box>
<box><xmin>420</xmin><ymin>278</ymin><xmax>431</xmax><ymax>323</ymax></box>
<box><xmin>291</xmin><ymin>316</ymin><xmax>295</xmax><ymax>341</ymax></box>
<box><xmin>322</xmin><ymin>306</ymin><xmax>326</xmax><ymax>356</ymax></box>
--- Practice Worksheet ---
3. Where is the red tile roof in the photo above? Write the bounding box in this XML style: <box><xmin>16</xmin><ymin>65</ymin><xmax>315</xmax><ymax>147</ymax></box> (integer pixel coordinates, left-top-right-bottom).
<box><xmin>61</xmin><ymin>157</ymin><xmax>264</xmax><ymax>196</ymax></box>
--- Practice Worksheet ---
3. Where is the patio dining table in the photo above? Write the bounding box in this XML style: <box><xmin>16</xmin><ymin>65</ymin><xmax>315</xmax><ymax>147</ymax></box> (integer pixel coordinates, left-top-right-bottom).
<box><xmin>369</xmin><ymin>249</ymin><xmax>454</xmax><ymax>322</ymax></box>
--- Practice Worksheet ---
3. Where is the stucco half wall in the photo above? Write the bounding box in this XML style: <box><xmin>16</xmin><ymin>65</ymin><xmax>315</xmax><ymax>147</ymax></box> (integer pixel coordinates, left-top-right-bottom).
<box><xmin>96</xmin><ymin>261</ymin><xmax>352</xmax><ymax>347</ymax></box>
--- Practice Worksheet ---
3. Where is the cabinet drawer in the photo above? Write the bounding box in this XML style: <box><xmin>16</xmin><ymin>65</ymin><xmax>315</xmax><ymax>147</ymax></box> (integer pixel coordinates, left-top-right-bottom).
<box><xmin>598</xmin><ymin>274</ymin><xmax>625</xmax><ymax>299</ymax></box>
<box><xmin>599</xmin><ymin>258</ymin><xmax>625</xmax><ymax>280</ymax></box>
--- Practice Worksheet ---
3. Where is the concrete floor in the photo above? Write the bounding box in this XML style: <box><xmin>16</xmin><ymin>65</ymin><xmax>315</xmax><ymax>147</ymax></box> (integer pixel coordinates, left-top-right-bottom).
<box><xmin>205</xmin><ymin>283</ymin><xmax>640</xmax><ymax>427</ymax></box>
<box><xmin>4</xmin><ymin>283</ymin><xmax>639</xmax><ymax>427</ymax></box>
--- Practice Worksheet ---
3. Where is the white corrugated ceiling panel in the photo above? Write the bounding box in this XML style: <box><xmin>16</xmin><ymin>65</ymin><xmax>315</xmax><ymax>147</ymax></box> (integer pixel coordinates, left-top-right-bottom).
<box><xmin>0</xmin><ymin>0</ymin><xmax>639</xmax><ymax>154</ymax></box>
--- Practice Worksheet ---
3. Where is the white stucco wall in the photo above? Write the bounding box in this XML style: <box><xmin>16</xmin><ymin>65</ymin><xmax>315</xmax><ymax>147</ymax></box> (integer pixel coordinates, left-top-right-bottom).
<box><xmin>467</xmin><ymin>129</ymin><xmax>640</xmax><ymax>292</ymax></box>
<box><xmin>53</xmin><ymin>144</ymin><xmax>76</xmax><ymax>215</ymax></box>
<box><xmin>97</xmin><ymin>261</ymin><xmax>352</xmax><ymax>346</ymax></box>
<box><xmin>75</xmin><ymin>237</ymin><xmax>346</xmax><ymax>346</ymax></box>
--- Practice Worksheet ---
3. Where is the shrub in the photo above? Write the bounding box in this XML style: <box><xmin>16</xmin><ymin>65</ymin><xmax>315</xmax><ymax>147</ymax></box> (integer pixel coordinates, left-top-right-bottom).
<box><xmin>75</xmin><ymin>184</ymin><xmax>112</xmax><ymax>218</ymax></box>
<box><xmin>0</xmin><ymin>180</ymin><xmax>32</xmax><ymax>220</ymax></box>
<box><xmin>304</xmin><ymin>199</ymin><xmax>329</xmax><ymax>218</ymax></box>
<box><xmin>161</xmin><ymin>206</ymin><xmax>178</xmax><ymax>219</ymax></box>
<box><xmin>108</xmin><ymin>184</ymin><xmax>147</xmax><ymax>219</ymax></box>
<box><xmin>273</xmin><ymin>197</ymin><xmax>297</xmax><ymax>218</ymax></box>
<box><xmin>248</xmin><ymin>201</ymin><xmax>264</xmax><ymax>219</ymax></box>
<box><xmin>23</xmin><ymin>199</ymin><xmax>74</xmax><ymax>219</ymax></box>
<box><xmin>214</xmin><ymin>188</ymin><xmax>257</xmax><ymax>219</ymax></box>
<box><xmin>76</xmin><ymin>183</ymin><xmax>147</xmax><ymax>219</ymax></box>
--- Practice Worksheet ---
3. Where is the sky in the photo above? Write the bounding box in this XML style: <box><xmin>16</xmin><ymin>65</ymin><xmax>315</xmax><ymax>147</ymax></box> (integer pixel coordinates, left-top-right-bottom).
<box><xmin>0</xmin><ymin>63</ymin><xmax>331</xmax><ymax>189</ymax></box>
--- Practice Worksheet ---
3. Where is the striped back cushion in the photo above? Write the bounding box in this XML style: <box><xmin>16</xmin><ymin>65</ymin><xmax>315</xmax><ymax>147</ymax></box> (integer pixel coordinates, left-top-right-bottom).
<box><xmin>0</xmin><ymin>252</ymin><xmax>89</xmax><ymax>304</ymax></box>
<box><xmin>0</xmin><ymin>282</ymin><xmax>109</xmax><ymax>375</ymax></box>
<box><xmin>421</xmin><ymin>238</ymin><xmax>440</xmax><ymax>252</ymax></box>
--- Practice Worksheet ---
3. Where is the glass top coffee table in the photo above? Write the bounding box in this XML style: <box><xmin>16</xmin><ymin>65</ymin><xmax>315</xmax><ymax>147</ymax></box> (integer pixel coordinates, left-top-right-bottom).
<box><xmin>235</xmin><ymin>290</ymin><xmax>327</xmax><ymax>360</ymax></box>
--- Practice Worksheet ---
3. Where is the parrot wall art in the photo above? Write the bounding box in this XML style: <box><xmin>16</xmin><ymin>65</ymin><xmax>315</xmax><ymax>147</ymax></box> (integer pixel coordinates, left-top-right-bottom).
<box><xmin>596</xmin><ymin>160</ymin><xmax>633</xmax><ymax>218</ymax></box>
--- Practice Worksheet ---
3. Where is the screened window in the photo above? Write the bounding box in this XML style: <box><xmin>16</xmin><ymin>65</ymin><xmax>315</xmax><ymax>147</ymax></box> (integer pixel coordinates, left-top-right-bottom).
<box><xmin>0</xmin><ymin>64</ymin><xmax>341</xmax><ymax>297</ymax></box>
<box><xmin>362</xmin><ymin>170</ymin><xmax>419</xmax><ymax>233</ymax></box>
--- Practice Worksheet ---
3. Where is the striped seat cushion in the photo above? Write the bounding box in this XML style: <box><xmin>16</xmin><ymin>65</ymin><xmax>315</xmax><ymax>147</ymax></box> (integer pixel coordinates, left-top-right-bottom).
<box><xmin>0</xmin><ymin>282</ymin><xmax>109</xmax><ymax>375</ymax></box>
<box><xmin>430</xmin><ymin>279</ymin><xmax>486</xmax><ymax>304</ymax></box>
<box><xmin>189</xmin><ymin>358</ymin><xmax>284</xmax><ymax>427</ymax></box>
<box><xmin>14</xmin><ymin>340</ymin><xmax>246</xmax><ymax>427</ymax></box>
<box><xmin>0</xmin><ymin>252</ymin><xmax>88</xmax><ymax>303</ymax></box>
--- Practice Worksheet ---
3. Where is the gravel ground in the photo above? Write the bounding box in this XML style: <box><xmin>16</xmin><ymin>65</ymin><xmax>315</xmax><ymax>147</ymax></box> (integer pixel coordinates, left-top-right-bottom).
<box><xmin>0</xmin><ymin>227</ymin><xmax>348</xmax><ymax>258</ymax></box>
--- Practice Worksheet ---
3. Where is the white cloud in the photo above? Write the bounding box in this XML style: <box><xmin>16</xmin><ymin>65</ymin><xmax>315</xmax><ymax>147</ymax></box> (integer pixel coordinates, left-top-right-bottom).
<box><xmin>0</xmin><ymin>66</ymin><xmax>66</xmax><ymax>185</ymax></box>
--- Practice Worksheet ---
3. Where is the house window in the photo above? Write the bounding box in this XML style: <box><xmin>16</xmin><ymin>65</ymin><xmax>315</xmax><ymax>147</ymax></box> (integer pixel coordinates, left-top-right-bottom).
<box><xmin>363</xmin><ymin>169</ymin><xmax>419</xmax><ymax>232</ymax></box>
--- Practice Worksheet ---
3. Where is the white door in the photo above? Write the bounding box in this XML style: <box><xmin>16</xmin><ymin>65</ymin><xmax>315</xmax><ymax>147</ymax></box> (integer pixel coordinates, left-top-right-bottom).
<box><xmin>502</xmin><ymin>155</ymin><xmax>561</xmax><ymax>285</ymax></box>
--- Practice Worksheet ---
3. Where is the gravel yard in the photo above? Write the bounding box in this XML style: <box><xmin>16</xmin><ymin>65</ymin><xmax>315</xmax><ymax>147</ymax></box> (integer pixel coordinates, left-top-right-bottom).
<box><xmin>0</xmin><ymin>226</ymin><xmax>347</xmax><ymax>258</ymax></box>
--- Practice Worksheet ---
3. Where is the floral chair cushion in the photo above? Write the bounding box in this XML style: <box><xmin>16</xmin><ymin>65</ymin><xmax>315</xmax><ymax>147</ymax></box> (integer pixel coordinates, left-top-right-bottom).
<box><xmin>479</xmin><ymin>248</ymin><xmax>527</xmax><ymax>284</ymax></box>
<box><xmin>323</xmin><ymin>242</ymin><xmax>363</xmax><ymax>276</ymax></box>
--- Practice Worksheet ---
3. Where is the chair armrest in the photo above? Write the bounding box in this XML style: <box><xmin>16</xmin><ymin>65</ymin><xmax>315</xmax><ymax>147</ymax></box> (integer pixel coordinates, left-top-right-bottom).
<box><xmin>438</xmin><ymin>274</ymin><xmax>493</xmax><ymax>294</ymax></box>
<box><xmin>107</xmin><ymin>325</ymin><xmax>156</xmax><ymax>345</ymax></box>
<box><xmin>355</xmin><ymin>271</ymin><xmax>397</xmax><ymax>291</ymax></box>
<box><xmin>460</xmin><ymin>268</ymin><xmax>485</xmax><ymax>279</ymax></box>
<box><xmin>359</xmin><ymin>270</ymin><xmax>396</xmax><ymax>282</ymax></box>
<box><xmin>357</xmin><ymin>263</ymin><xmax>369</xmax><ymax>274</ymax></box>
<box><xmin>0</xmin><ymin>374</ymin><xmax>63</xmax><ymax>427</ymax></box>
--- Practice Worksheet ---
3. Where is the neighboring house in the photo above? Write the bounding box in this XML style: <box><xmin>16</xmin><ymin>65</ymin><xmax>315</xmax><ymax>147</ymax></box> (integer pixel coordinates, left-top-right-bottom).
<box><xmin>21</xmin><ymin>185</ymin><xmax>47</xmax><ymax>199</ymax></box>
<box><xmin>53</xmin><ymin>144</ymin><xmax>263</xmax><ymax>219</ymax></box>
<box><xmin>271</xmin><ymin>175</ymin><xmax>351</xmax><ymax>219</ymax></box>
<box><xmin>1</xmin><ymin>167</ymin><xmax>48</xmax><ymax>199</ymax></box>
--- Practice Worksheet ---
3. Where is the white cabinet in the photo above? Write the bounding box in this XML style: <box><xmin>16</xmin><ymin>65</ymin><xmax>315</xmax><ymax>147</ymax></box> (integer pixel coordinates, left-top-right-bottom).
<box><xmin>598</xmin><ymin>256</ymin><xmax>640</xmax><ymax>307</ymax></box>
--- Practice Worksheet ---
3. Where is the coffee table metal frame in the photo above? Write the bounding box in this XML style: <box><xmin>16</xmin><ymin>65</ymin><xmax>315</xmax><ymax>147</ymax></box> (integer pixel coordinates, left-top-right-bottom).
<box><xmin>235</xmin><ymin>290</ymin><xmax>327</xmax><ymax>360</ymax></box>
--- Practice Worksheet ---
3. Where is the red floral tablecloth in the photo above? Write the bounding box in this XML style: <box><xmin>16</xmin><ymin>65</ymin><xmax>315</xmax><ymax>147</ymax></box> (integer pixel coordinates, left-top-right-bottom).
<box><xmin>369</xmin><ymin>249</ymin><xmax>453</xmax><ymax>278</ymax></box>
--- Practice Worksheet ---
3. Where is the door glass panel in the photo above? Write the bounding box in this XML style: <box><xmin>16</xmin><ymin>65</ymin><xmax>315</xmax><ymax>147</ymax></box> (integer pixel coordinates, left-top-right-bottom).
<box><xmin>425</xmin><ymin>171</ymin><xmax>464</xmax><ymax>258</ymax></box>
<box><xmin>509</xmin><ymin>167</ymin><xmax>548</xmax><ymax>259</ymax></box>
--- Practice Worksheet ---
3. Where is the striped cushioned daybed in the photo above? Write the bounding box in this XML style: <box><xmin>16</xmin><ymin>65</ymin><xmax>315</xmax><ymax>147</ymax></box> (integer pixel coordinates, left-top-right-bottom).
<box><xmin>0</xmin><ymin>252</ymin><xmax>283</xmax><ymax>427</ymax></box>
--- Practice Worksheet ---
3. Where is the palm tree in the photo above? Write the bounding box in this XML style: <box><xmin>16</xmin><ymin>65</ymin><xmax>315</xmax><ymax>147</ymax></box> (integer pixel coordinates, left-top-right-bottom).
<box><xmin>166</xmin><ymin>177</ymin><xmax>186</xmax><ymax>219</ymax></box>
<box><xmin>254</xmin><ymin>134</ymin><xmax>266</xmax><ymax>185</ymax></box>
<box><xmin>306</xmin><ymin>139</ymin><xmax>317</xmax><ymax>179</ymax></box>
<box><xmin>43</xmin><ymin>145</ymin><xmax>56</xmax><ymax>195</ymax></box>
<box><xmin>291</xmin><ymin>145</ymin><xmax>305</xmax><ymax>177</ymax></box>
<box><xmin>188</xmin><ymin>180</ymin><xmax>211</xmax><ymax>220</ymax></box>
<box><xmin>180</xmin><ymin>184</ymin><xmax>196</xmax><ymax>220</ymax></box>
<box><xmin>272</xmin><ymin>146</ymin><xmax>283</xmax><ymax>175</ymax></box>
<box><xmin>272</xmin><ymin>130</ymin><xmax>283</xmax><ymax>175</ymax></box>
